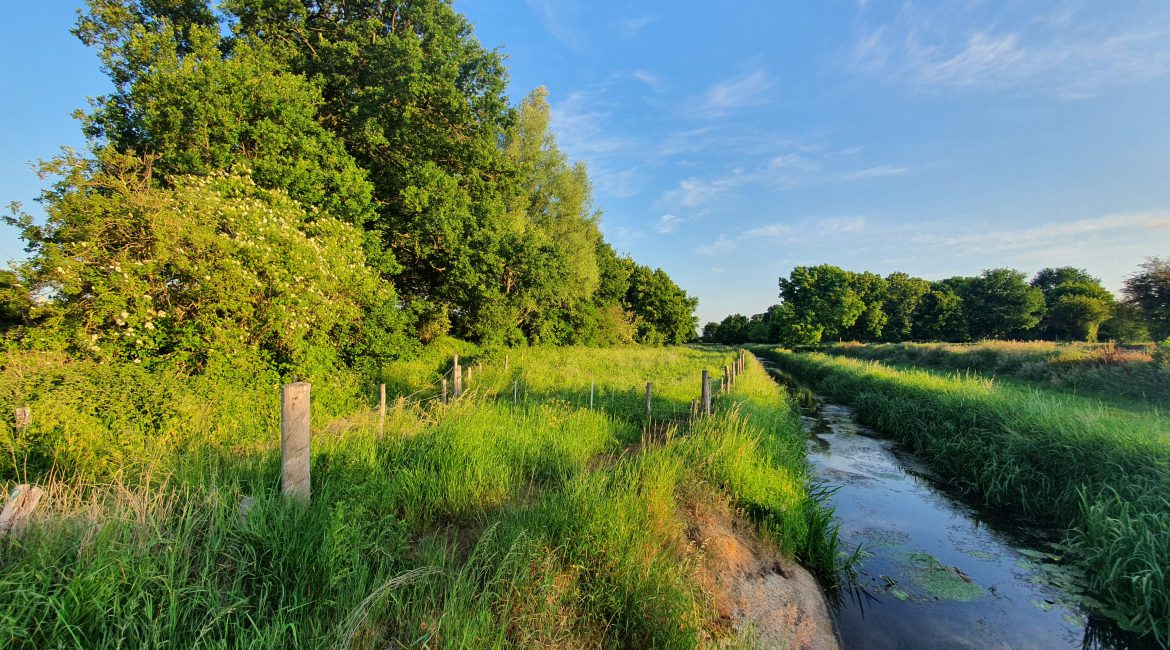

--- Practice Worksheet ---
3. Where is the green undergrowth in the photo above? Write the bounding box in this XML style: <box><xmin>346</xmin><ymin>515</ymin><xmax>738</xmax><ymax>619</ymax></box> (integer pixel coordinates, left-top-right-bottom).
<box><xmin>0</xmin><ymin>346</ymin><xmax>835</xmax><ymax>648</ymax></box>
<box><xmin>821</xmin><ymin>340</ymin><xmax>1170</xmax><ymax>410</ymax></box>
<box><xmin>762</xmin><ymin>348</ymin><xmax>1170</xmax><ymax>642</ymax></box>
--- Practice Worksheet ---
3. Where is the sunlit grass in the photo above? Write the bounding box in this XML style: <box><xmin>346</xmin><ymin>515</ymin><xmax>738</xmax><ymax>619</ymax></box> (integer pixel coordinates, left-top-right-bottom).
<box><xmin>0</xmin><ymin>345</ymin><xmax>834</xmax><ymax>648</ymax></box>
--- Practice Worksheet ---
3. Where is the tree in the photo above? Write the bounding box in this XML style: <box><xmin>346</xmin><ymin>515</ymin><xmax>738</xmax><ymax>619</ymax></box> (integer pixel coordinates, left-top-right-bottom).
<box><xmin>715</xmin><ymin>314</ymin><xmax>750</xmax><ymax>344</ymax></box>
<box><xmin>1031</xmin><ymin>267</ymin><xmax>1115</xmax><ymax>340</ymax></box>
<box><xmin>226</xmin><ymin>0</ymin><xmax>521</xmax><ymax>338</ymax></box>
<box><xmin>960</xmin><ymin>269</ymin><xmax>1045</xmax><ymax>339</ymax></box>
<box><xmin>912</xmin><ymin>283</ymin><xmax>967</xmax><ymax>341</ymax></box>
<box><xmin>1045</xmin><ymin>295</ymin><xmax>1112</xmax><ymax>342</ymax></box>
<box><xmin>883</xmin><ymin>272</ymin><xmax>931</xmax><ymax>341</ymax></box>
<box><xmin>841</xmin><ymin>271</ymin><xmax>888</xmax><ymax>341</ymax></box>
<box><xmin>624</xmin><ymin>265</ymin><xmax>699</xmax><ymax>344</ymax></box>
<box><xmin>1099</xmin><ymin>303</ymin><xmax>1150</xmax><ymax>343</ymax></box>
<box><xmin>75</xmin><ymin>2</ymin><xmax>377</xmax><ymax>228</ymax></box>
<box><xmin>1122</xmin><ymin>257</ymin><xmax>1170</xmax><ymax>340</ymax></box>
<box><xmin>776</xmin><ymin>265</ymin><xmax>865</xmax><ymax>346</ymax></box>
<box><xmin>701</xmin><ymin>321</ymin><xmax>720</xmax><ymax>343</ymax></box>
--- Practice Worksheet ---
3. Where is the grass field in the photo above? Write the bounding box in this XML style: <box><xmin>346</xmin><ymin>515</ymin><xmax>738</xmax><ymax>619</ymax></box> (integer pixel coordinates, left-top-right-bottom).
<box><xmin>760</xmin><ymin>348</ymin><xmax>1170</xmax><ymax>642</ymax></box>
<box><xmin>0</xmin><ymin>345</ymin><xmax>835</xmax><ymax>648</ymax></box>
<box><xmin>820</xmin><ymin>340</ymin><xmax>1170</xmax><ymax>409</ymax></box>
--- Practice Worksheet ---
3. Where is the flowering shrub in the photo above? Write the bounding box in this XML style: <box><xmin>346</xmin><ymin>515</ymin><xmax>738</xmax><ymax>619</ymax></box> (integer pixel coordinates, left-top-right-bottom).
<box><xmin>5</xmin><ymin>151</ymin><xmax>410</xmax><ymax>378</ymax></box>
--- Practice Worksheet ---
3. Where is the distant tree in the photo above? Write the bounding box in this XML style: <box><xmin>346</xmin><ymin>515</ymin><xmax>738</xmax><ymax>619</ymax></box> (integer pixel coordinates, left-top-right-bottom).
<box><xmin>841</xmin><ymin>271</ymin><xmax>888</xmax><ymax>341</ymax></box>
<box><xmin>1122</xmin><ymin>257</ymin><xmax>1170</xmax><ymax>340</ymax></box>
<box><xmin>1045</xmin><ymin>295</ymin><xmax>1112</xmax><ymax>342</ymax></box>
<box><xmin>744</xmin><ymin>312</ymin><xmax>772</xmax><ymax>343</ymax></box>
<box><xmin>912</xmin><ymin>283</ymin><xmax>967</xmax><ymax>341</ymax></box>
<box><xmin>624</xmin><ymin>266</ymin><xmax>699</xmax><ymax>344</ymax></box>
<box><xmin>776</xmin><ymin>265</ymin><xmax>865</xmax><ymax>346</ymax></box>
<box><xmin>961</xmin><ymin>269</ymin><xmax>1045</xmax><ymax>339</ymax></box>
<box><xmin>1098</xmin><ymin>303</ymin><xmax>1150</xmax><ymax>343</ymax></box>
<box><xmin>1031</xmin><ymin>267</ymin><xmax>1115</xmax><ymax>341</ymax></box>
<box><xmin>701</xmin><ymin>321</ymin><xmax>721</xmax><ymax>343</ymax></box>
<box><xmin>883</xmin><ymin>272</ymin><xmax>932</xmax><ymax>341</ymax></box>
<box><xmin>715</xmin><ymin>314</ymin><xmax>750</xmax><ymax>344</ymax></box>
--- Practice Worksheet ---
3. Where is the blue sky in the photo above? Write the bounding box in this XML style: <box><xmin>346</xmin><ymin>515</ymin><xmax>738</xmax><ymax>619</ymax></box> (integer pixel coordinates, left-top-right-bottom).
<box><xmin>3</xmin><ymin>1</ymin><xmax>1170</xmax><ymax>324</ymax></box>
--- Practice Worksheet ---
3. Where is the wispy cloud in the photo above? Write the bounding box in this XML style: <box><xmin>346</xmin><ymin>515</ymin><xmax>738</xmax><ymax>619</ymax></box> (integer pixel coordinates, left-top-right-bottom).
<box><xmin>696</xmin><ymin>233</ymin><xmax>736</xmax><ymax>256</ymax></box>
<box><xmin>527</xmin><ymin>0</ymin><xmax>588</xmax><ymax>50</ymax></box>
<box><xmin>842</xmin><ymin>165</ymin><xmax>908</xmax><ymax>180</ymax></box>
<box><xmin>691</xmin><ymin>70</ymin><xmax>773</xmax><ymax>118</ymax></box>
<box><xmin>616</xmin><ymin>15</ymin><xmax>655</xmax><ymax>38</ymax></box>
<box><xmin>920</xmin><ymin>211</ymin><xmax>1170</xmax><ymax>252</ymax></box>
<box><xmin>629</xmin><ymin>69</ymin><xmax>663</xmax><ymax>89</ymax></box>
<box><xmin>550</xmin><ymin>91</ymin><xmax>642</xmax><ymax>197</ymax></box>
<box><xmin>654</xmin><ymin>214</ymin><xmax>685</xmax><ymax>234</ymax></box>
<box><xmin>854</xmin><ymin>4</ymin><xmax>1170</xmax><ymax>98</ymax></box>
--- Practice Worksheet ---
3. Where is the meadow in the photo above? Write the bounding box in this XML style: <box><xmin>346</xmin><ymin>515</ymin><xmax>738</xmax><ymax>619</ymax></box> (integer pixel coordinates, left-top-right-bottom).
<box><xmin>0</xmin><ymin>344</ymin><xmax>836</xmax><ymax>648</ymax></box>
<box><xmin>760</xmin><ymin>348</ymin><xmax>1170</xmax><ymax>643</ymax></box>
<box><xmin>819</xmin><ymin>340</ymin><xmax>1170</xmax><ymax>409</ymax></box>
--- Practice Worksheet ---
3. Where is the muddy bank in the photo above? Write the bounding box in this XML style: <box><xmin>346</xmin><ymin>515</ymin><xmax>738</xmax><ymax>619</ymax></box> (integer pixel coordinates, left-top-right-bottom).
<box><xmin>686</xmin><ymin>496</ymin><xmax>839</xmax><ymax>649</ymax></box>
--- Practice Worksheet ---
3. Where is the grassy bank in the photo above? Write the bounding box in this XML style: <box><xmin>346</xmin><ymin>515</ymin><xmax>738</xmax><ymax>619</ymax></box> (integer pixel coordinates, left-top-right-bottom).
<box><xmin>761</xmin><ymin>348</ymin><xmax>1170</xmax><ymax>642</ymax></box>
<box><xmin>820</xmin><ymin>341</ymin><xmax>1170</xmax><ymax>409</ymax></box>
<box><xmin>0</xmin><ymin>346</ymin><xmax>834</xmax><ymax>648</ymax></box>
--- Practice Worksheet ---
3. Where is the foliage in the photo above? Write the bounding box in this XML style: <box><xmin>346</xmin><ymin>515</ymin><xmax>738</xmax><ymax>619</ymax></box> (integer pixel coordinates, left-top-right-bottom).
<box><xmin>4</xmin><ymin>152</ymin><xmax>410</xmax><ymax>378</ymax></box>
<box><xmin>960</xmin><ymin>268</ymin><xmax>1045</xmax><ymax>339</ymax></box>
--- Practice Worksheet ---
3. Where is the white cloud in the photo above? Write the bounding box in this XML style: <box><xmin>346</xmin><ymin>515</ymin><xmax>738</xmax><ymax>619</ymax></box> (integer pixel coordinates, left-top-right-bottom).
<box><xmin>843</xmin><ymin>165</ymin><xmax>908</xmax><ymax>180</ymax></box>
<box><xmin>630</xmin><ymin>69</ymin><xmax>662</xmax><ymax>89</ymax></box>
<box><xmin>691</xmin><ymin>70</ymin><xmax>773</xmax><ymax>118</ymax></box>
<box><xmin>696</xmin><ymin>234</ymin><xmax>736</xmax><ymax>256</ymax></box>
<box><xmin>744</xmin><ymin>223</ymin><xmax>793</xmax><ymax>239</ymax></box>
<box><xmin>550</xmin><ymin>91</ymin><xmax>642</xmax><ymax>197</ymax></box>
<box><xmin>854</xmin><ymin>5</ymin><xmax>1170</xmax><ymax>97</ymax></box>
<box><xmin>654</xmin><ymin>214</ymin><xmax>685</xmax><ymax>234</ymax></box>
<box><xmin>617</xmin><ymin>15</ymin><xmax>655</xmax><ymax>38</ymax></box>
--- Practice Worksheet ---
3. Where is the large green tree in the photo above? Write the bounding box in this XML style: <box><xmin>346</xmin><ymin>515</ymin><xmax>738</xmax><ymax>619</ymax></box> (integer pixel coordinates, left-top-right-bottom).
<box><xmin>960</xmin><ymin>269</ymin><xmax>1045</xmax><ymax>339</ymax></box>
<box><xmin>776</xmin><ymin>265</ymin><xmax>865</xmax><ymax>346</ymax></box>
<box><xmin>1031</xmin><ymin>267</ymin><xmax>1114</xmax><ymax>341</ymax></box>
<box><xmin>883</xmin><ymin>272</ymin><xmax>932</xmax><ymax>342</ymax></box>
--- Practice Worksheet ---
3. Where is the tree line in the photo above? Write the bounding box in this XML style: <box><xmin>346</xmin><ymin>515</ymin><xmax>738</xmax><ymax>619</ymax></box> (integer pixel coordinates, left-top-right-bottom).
<box><xmin>1</xmin><ymin>0</ymin><xmax>698</xmax><ymax>380</ymax></box>
<box><xmin>702</xmin><ymin>260</ymin><xmax>1170</xmax><ymax>346</ymax></box>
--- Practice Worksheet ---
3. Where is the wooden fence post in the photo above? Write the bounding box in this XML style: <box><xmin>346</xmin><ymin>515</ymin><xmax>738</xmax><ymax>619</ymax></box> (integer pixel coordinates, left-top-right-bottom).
<box><xmin>378</xmin><ymin>383</ymin><xmax>386</xmax><ymax>435</ymax></box>
<box><xmin>442</xmin><ymin>378</ymin><xmax>448</xmax><ymax>404</ymax></box>
<box><xmin>281</xmin><ymin>382</ymin><xmax>311</xmax><ymax>505</ymax></box>
<box><xmin>453</xmin><ymin>357</ymin><xmax>463</xmax><ymax>399</ymax></box>
<box><xmin>645</xmin><ymin>383</ymin><xmax>653</xmax><ymax>419</ymax></box>
<box><xmin>0</xmin><ymin>484</ymin><xmax>44</xmax><ymax>538</ymax></box>
<box><xmin>691</xmin><ymin>398</ymin><xmax>698</xmax><ymax>419</ymax></box>
<box><xmin>466</xmin><ymin>365</ymin><xmax>473</xmax><ymax>386</ymax></box>
<box><xmin>722</xmin><ymin>366</ymin><xmax>729</xmax><ymax>392</ymax></box>
<box><xmin>504</xmin><ymin>354</ymin><xmax>509</xmax><ymax>371</ymax></box>
<box><xmin>590</xmin><ymin>380</ymin><xmax>595</xmax><ymax>410</ymax></box>
<box><xmin>13</xmin><ymin>406</ymin><xmax>30</xmax><ymax>432</ymax></box>
<box><xmin>701</xmin><ymin>370</ymin><xmax>711</xmax><ymax>416</ymax></box>
<box><xmin>513</xmin><ymin>380</ymin><xmax>519</xmax><ymax>404</ymax></box>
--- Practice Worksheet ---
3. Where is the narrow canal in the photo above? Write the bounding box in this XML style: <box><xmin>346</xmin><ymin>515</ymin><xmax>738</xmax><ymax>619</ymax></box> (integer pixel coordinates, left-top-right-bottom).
<box><xmin>761</xmin><ymin>363</ymin><xmax>1151</xmax><ymax>649</ymax></box>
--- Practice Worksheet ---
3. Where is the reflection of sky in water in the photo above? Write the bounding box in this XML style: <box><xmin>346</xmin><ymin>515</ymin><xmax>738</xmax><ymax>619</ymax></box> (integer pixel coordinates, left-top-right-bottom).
<box><xmin>795</xmin><ymin>394</ymin><xmax>1147</xmax><ymax>650</ymax></box>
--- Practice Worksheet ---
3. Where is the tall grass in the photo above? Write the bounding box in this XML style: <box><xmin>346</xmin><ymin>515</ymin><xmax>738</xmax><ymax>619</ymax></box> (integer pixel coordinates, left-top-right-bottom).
<box><xmin>762</xmin><ymin>348</ymin><xmax>1170</xmax><ymax>642</ymax></box>
<box><xmin>821</xmin><ymin>340</ymin><xmax>1170</xmax><ymax>409</ymax></box>
<box><xmin>0</xmin><ymin>345</ymin><xmax>834</xmax><ymax>648</ymax></box>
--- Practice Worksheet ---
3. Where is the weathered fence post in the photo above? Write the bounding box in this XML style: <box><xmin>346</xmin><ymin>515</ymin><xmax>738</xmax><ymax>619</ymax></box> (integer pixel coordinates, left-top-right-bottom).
<box><xmin>281</xmin><ymin>381</ymin><xmax>311</xmax><ymax>505</ymax></box>
<box><xmin>722</xmin><ymin>366</ymin><xmax>729</xmax><ymax>392</ymax></box>
<box><xmin>453</xmin><ymin>356</ymin><xmax>463</xmax><ymax>399</ymax></box>
<box><xmin>504</xmin><ymin>354</ymin><xmax>509</xmax><ymax>371</ymax></box>
<box><xmin>590</xmin><ymin>379</ymin><xmax>595</xmax><ymax>410</ymax></box>
<box><xmin>513</xmin><ymin>380</ymin><xmax>519</xmax><ymax>404</ymax></box>
<box><xmin>645</xmin><ymin>382</ymin><xmax>653</xmax><ymax>419</ymax></box>
<box><xmin>701</xmin><ymin>370</ymin><xmax>711</xmax><ymax>416</ymax></box>
<box><xmin>0</xmin><ymin>484</ymin><xmax>44</xmax><ymax>538</ymax></box>
<box><xmin>13</xmin><ymin>407</ymin><xmax>30</xmax><ymax>431</ymax></box>
<box><xmin>442</xmin><ymin>378</ymin><xmax>448</xmax><ymax>404</ymax></box>
<box><xmin>691</xmin><ymin>398</ymin><xmax>698</xmax><ymax>419</ymax></box>
<box><xmin>466</xmin><ymin>365</ymin><xmax>473</xmax><ymax>386</ymax></box>
<box><xmin>378</xmin><ymin>383</ymin><xmax>386</xmax><ymax>436</ymax></box>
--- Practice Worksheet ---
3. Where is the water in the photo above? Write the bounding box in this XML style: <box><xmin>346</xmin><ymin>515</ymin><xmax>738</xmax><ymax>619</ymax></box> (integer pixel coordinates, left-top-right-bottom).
<box><xmin>763</xmin><ymin>365</ymin><xmax>1153</xmax><ymax>650</ymax></box>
